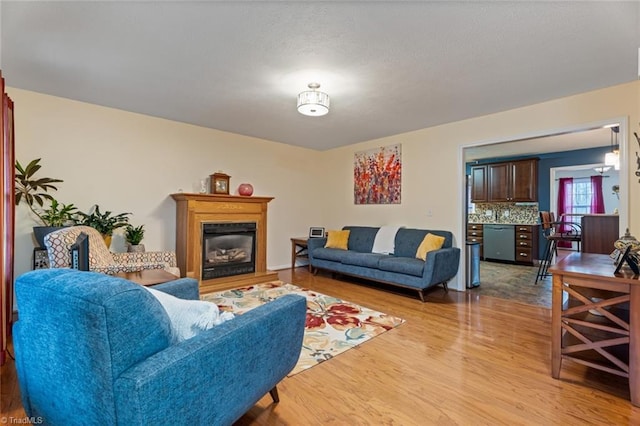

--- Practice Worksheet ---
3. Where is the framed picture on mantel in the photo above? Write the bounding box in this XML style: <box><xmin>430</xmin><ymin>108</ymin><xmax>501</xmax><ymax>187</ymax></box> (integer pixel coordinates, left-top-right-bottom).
<box><xmin>210</xmin><ymin>172</ymin><xmax>230</xmax><ymax>195</ymax></box>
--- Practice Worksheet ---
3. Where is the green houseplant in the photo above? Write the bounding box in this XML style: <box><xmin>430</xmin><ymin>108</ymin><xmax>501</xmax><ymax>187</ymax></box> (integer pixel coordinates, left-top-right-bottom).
<box><xmin>76</xmin><ymin>205</ymin><xmax>131</xmax><ymax>247</ymax></box>
<box><xmin>15</xmin><ymin>158</ymin><xmax>64</xmax><ymax>224</ymax></box>
<box><xmin>40</xmin><ymin>199</ymin><xmax>79</xmax><ymax>227</ymax></box>
<box><xmin>15</xmin><ymin>158</ymin><xmax>77</xmax><ymax>247</ymax></box>
<box><xmin>124</xmin><ymin>224</ymin><xmax>145</xmax><ymax>252</ymax></box>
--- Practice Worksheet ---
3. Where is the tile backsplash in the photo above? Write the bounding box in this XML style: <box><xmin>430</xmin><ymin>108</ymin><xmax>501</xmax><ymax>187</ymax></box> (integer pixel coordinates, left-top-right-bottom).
<box><xmin>468</xmin><ymin>202</ymin><xmax>539</xmax><ymax>225</ymax></box>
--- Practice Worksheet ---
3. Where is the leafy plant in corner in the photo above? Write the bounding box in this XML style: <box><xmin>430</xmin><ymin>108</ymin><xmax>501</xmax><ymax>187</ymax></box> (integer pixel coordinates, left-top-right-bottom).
<box><xmin>40</xmin><ymin>199</ymin><xmax>79</xmax><ymax>227</ymax></box>
<box><xmin>14</xmin><ymin>158</ymin><xmax>64</xmax><ymax>225</ymax></box>
<box><xmin>125</xmin><ymin>224</ymin><xmax>145</xmax><ymax>246</ymax></box>
<box><xmin>76</xmin><ymin>205</ymin><xmax>131</xmax><ymax>237</ymax></box>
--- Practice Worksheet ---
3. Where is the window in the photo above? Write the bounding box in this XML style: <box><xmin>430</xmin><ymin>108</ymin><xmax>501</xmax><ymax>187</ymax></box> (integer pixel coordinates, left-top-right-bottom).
<box><xmin>569</xmin><ymin>178</ymin><xmax>592</xmax><ymax>222</ymax></box>
<box><xmin>558</xmin><ymin>176</ymin><xmax>604</xmax><ymax>228</ymax></box>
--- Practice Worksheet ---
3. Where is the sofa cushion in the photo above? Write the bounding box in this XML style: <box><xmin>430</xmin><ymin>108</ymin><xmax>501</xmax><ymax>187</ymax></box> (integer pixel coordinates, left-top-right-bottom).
<box><xmin>394</xmin><ymin>228</ymin><xmax>452</xmax><ymax>258</ymax></box>
<box><xmin>339</xmin><ymin>252</ymin><xmax>389</xmax><ymax>268</ymax></box>
<box><xmin>343</xmin><ymin>226</ymin><xmax>380</xmax><ymax>252</ymax></box>
<box><xmin>312</xmin><ymin>247</ymin><xmax>351</xmax><ymax>262</ymax></box>
<box><xmin>416</xmin><ymin>233</ymin><xmax>446</xmax><ymax>261</ymax></box>
<box><xmin>325</xmin><ymin>230</ymin><xmax>350</xmax><ymax>250</ymax></box>
<box><xmin>378</xmin><ymin>256</ymin><xmax>425</xmax><ymax>277</ymax></box>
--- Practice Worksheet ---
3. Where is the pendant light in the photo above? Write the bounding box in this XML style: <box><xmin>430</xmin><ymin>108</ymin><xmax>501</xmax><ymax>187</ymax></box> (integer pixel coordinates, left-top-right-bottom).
<box><xmin>297</xmin><ymin>83</ymin><xmax>330</xmax><ymax>116</ymax></box>
<box><xmin>604</xmin><ymin>126</ymin><xmax>620</xmax><ymax>170</ymax></box>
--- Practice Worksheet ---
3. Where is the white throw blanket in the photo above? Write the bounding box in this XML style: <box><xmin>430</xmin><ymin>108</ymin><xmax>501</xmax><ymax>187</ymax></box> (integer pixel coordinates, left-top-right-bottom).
<box><xmin>145</xmin><ymin>287</ymin><xmax>234</xmax><ymax>342</ymax></box>
<box><xmin>372</xmin><ymin>225</ymin><xmax>403</xmax><ymax>254</ymax></box>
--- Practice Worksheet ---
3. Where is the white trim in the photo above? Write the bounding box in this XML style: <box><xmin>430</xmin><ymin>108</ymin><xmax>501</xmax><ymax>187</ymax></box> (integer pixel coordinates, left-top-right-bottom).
<box><xmin>459</xmin><ymin>117</ymin><xmax>630</xmax><ymax>292</ymax></box>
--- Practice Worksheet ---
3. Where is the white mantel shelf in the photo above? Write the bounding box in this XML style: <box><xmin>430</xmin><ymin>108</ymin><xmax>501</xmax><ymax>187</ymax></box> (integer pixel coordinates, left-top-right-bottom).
<box><xmin>170</xmin><ymin>193</ymin><xmax>277</xmax><ymax>294</ymax></box>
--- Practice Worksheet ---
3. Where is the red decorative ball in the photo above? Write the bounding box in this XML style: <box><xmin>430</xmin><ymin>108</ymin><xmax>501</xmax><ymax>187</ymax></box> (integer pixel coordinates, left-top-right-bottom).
<box><xmin>238</xmin><ymin>183</ymin><xmax>254</xmax><ymax>196</ymax></box>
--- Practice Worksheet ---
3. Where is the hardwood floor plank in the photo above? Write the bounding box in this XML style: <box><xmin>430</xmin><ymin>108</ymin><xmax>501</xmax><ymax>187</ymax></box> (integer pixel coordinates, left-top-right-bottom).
<box><xmin>2</xmin><ymin>267</ymin><xmax>639</xmax><ymax>425</ymax></box>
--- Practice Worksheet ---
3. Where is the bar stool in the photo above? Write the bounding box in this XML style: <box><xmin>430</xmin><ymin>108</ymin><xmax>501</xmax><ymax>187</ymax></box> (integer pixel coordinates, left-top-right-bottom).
<box><xmin>535</xmin><ymin>211</ymin><xmax>582</xmax><ymax>284</ymax></box>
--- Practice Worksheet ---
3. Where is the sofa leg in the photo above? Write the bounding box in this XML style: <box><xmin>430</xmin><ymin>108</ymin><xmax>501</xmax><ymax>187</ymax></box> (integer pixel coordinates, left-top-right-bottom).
<box><xmin>442</xmin><ymin>282</ymin><xmax>449</xmax><ymax>292</ymax></box>
<box><xmin>418</xmin><ymin>290</ymin><xmax>426</xmax><ymax>302</ymax></box>
<box><xmin>269</xmin><ymin>386</ymin><xmax>280</xmax><ymax>403</ymax></box>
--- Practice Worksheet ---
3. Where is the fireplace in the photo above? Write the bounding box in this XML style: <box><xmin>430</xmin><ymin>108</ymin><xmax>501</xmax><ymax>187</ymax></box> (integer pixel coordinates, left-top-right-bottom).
<box><xmin>171</xmin><ymin>193</ymin><xmax>277</xmax><ymax>293</ymax></box>
<box><xmin>201</xmin><ymin>222</ymin><xmax>257</xmax><ymax>280</ymax></box>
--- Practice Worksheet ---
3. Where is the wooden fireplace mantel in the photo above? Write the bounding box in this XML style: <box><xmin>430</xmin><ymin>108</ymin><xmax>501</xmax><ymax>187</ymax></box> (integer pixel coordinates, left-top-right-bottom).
<box><xmin>170</xmin><ymin>193</ymin><xmax>278</xmax><ymax>294</ymax></box>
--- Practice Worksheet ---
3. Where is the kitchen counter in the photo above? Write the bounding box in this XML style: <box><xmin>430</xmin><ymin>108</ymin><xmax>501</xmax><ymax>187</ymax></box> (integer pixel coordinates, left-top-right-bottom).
<box><xmin>466</xmin><ymin>222</ymin><xmax>540</xmax><ymax>265</ymax></box>
<box><xmin>468</xmin><ymin>222</ymin><xmax>539</xmax><ymax>226</ymax></box>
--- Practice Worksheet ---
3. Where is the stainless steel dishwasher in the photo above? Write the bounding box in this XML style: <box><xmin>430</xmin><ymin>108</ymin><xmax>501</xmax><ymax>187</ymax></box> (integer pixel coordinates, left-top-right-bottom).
<box><xmin>483</xmin><ymin>224</ymin><xmax>515</xmax><ymax>261</ymax></box>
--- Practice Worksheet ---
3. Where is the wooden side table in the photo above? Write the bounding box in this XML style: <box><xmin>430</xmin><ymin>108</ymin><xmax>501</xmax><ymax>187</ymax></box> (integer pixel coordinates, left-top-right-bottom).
<box><xmin>290</xmin><ymin>237</ymin><xmax>310</xmax><ymax>271</ymax></box>
<box><xmin>549</xmin><ymin>252</ymin><xmax>640</xmax><ymax>406</ymax></box>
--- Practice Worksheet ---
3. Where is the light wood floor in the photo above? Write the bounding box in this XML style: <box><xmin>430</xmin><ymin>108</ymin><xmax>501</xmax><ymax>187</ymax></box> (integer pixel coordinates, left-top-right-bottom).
<box><xmin>2</xmin><ymin>267</ymin><xmax>639</xmax><ymax>425</ymax></box>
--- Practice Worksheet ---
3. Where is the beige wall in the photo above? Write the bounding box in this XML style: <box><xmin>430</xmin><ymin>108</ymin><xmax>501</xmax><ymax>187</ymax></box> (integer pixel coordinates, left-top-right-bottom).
<box><xmin>319</xmin><ymin>80</ymin><xmax>639</xmax><ymax>290</ymax></box>
<box><xmin>9</xmin><ymin>80</ymin><xmax>640</xmax><ymax>291</ymax></box>
<box><xmin>8</xmin><ymin>88</ymin><xmax>326</xmax><ymax>277</ymax></box>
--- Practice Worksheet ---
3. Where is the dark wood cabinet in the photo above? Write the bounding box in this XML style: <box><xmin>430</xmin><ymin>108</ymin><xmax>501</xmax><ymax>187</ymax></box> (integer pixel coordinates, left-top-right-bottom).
<box><xmin>488</xmin><ymin>163</ymin><xmax>510</xmax><ymax>201</ymax></box>
<box><xmin>488</xmin><ymin>159</ymin><xmax>538</xmax><ymax>202</ymax></box>
<box><xmin>581</xmin><ymin>214</ymin><xmax>619</xmax><ymax>254</ymax></box>
<box><xmin>470</xmin><ymin>166</ymin><xmax>488</xmax><ymax>203</ymax></box>
<box><xmin>467</xmin><ymin>223</ymin><xmax>484</xmax><ymax>259</ymax></box>
<box><xmin>514</xmin><ymin>224</ymin><xmax>539</xmax><ymax>265</ymax></box>
<box><xmin>471</xmin><ymin>159</ymin><xmax>537</xmax><ymax>203</ymax></box>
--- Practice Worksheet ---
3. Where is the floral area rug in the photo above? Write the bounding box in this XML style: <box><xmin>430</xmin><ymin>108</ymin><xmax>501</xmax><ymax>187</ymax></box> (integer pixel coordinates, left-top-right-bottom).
<box><xmin>201</xmin><ymin>281</ymin><xmax>405</xmax><ymax>377</ymax></box>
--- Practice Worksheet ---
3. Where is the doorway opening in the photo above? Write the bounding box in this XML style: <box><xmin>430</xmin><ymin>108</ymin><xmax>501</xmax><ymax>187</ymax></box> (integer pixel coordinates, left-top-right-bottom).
<box><xmin>460</xmin><ymin>118</ymin><xmax>629</xmax><ymax>307</ymax></box>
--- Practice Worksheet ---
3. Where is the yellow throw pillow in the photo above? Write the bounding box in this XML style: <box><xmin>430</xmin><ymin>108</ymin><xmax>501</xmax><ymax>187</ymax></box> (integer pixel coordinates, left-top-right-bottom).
<box><xmin>325</xmin><ymin>230</ymin><xmax>350</xmax><ymax>250</ymax></box>
<box><xmin>415</xmin><ymin>233</ymin><xmax>445</xmax><ymax>260</ymax></box>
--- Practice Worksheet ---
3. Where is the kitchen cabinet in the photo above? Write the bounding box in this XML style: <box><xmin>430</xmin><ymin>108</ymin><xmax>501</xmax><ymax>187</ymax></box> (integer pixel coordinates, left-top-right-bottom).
<box><xmin>514</xmin><ymin>224</ymin><xmax>539</xmax><ymax>265</ymax></box>
<box><xmin>467</xmin><ymin>223</ymin><xmax>484</xmax><ymax>259</ymax></box>
<box><xmin>470</xmin><ymin>166</ymin><xmax>488</xmax><ymax>203</ymax></box>
<box><xmin>488</xmin><ymin>159</ymin><xmax>538</xmax><ymax>202</ymax></box>
<box><xmin>471</xmin><ymin>158</ymin><xmax>538</xmax><ymax>203</ymax></box>
<box><xmin>474</xmin><ymin>223</ymin><xmax>538</xmax><ymax>265</ymax></box>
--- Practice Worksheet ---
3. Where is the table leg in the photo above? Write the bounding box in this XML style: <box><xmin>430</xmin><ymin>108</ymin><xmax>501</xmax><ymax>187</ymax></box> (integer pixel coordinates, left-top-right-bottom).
<box><xmin>290</xmin><ymin>241</ymin><xmax>296</xmax><ymax>269</ymax></box>
<box><xmin>551</xmin><ymin>273</ymin><xmax>563</xmax><ymax>378</ymax></box>
<box><xmin>630</xmin><ymin>286</ymin><xmax>640</xmax><ymax>406</ymax></box>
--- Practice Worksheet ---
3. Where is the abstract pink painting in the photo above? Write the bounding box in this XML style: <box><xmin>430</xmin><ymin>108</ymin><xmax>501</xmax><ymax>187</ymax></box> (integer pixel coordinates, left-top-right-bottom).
<box><xmin>353</xmin><ymin>144</ymin><xmax>402</xmax><ymax>204</ymax></box>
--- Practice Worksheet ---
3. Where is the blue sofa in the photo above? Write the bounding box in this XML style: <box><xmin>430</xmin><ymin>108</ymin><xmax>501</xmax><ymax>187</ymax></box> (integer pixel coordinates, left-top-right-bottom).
<box><xmin>13</xmin><ymin>269</ymin><xmax>307</xmax><ymax>425</ymax></box>
<box><xmin>308</xmin><ymin>226</ymin><xmax>460</xmax><ymax>301</ymax></box>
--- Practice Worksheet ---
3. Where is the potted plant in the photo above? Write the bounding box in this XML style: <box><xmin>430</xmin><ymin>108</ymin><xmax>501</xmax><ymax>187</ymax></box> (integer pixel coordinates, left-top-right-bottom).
<box><xmin>76</xmin><ymin>205</ymin><xmax>131</xmax><ymax>247</ymax></box>
<box><xmin>124</xmin><ymin>224</ymin><xmax>145</xmax><ymax>252</ymax></box>
<box><xmin>14</xmin><ymin>158</ymin><xmax>76</xmax><ymax>247</ymax></box>
<box><xmin>32</xmin><ymin>199</ymin><xmax>79</xmax><ymax>247</ymax></box>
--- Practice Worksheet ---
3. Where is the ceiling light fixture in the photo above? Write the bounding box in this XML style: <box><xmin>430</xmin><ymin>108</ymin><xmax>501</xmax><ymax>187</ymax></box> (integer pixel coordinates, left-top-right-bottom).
<box><xmin>297</xmin><ymin>83</ymin><xmax>330</xmax><ymax>117</ymax></box>
<box><xmin>604</xmin><ymin>126</ymin><xmax>620</xmax><ymax>170</ymax></box>
<box><xmin>593</xmin><ymin>166</ymin><xmax>611</xmax><ymax>174</ymax></box>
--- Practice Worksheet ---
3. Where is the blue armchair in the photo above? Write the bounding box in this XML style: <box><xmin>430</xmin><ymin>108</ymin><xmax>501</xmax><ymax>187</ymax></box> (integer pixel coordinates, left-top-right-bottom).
<box><xmin>13</xmin><ymin>269</ymin><xmax>306</xmax><ymax>425</ymax></box>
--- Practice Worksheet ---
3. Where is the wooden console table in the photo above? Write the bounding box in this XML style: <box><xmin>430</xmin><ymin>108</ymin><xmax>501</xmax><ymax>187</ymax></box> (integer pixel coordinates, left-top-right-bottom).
<box><xmin>549</xmin><ymin>252</ymin><xmax>640</xmax><ymax>406</ymax></box>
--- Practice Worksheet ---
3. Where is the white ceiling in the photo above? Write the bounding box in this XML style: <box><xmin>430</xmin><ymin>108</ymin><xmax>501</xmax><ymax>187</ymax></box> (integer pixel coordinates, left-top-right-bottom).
<box><xmin>1</xmin><ymin>1</ymin><xmax>639</xmax><ymax>151</ymax></box>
